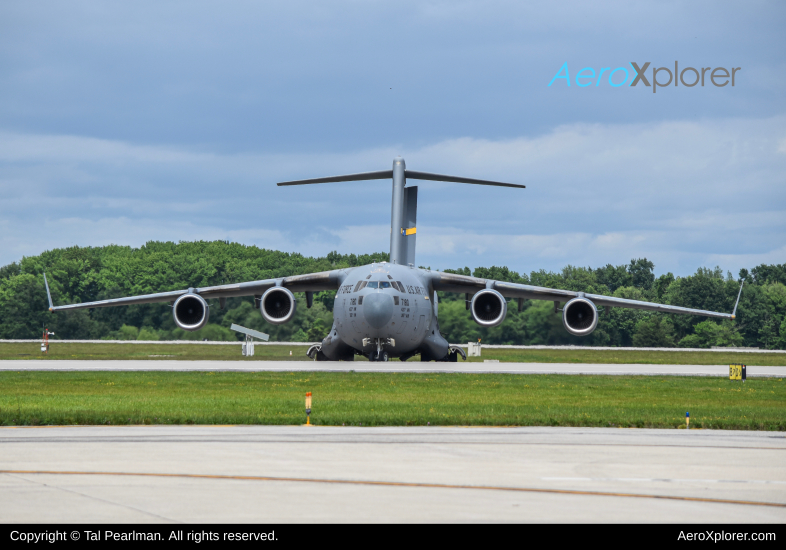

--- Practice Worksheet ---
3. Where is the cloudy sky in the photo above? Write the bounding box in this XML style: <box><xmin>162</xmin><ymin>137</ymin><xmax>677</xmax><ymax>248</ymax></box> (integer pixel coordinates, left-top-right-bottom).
<box><xmin>1</xmin><ymin>1</ymin><xmax>784</xmax><ymax>277</ymax></box>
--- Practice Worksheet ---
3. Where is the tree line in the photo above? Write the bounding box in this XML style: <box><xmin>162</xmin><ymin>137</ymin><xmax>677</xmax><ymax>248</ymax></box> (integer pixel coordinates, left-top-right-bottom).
<box><xmin>0</xmin><ymin>241</ymin><xmax>783</xmax><ymax>349</ymax></box>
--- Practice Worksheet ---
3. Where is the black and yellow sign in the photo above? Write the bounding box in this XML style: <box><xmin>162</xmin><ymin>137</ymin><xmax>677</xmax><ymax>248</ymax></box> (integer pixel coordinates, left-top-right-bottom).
<box><xmin>729</xmin><ymin>364</ymin><xmax>746</xmax><ymax>381</ymax></box>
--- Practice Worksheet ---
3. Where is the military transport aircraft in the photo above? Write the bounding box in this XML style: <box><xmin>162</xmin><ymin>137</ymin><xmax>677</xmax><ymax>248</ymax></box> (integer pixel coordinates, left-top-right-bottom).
<box><xmin>44</xmin><ymin>157</ymin><xmax>744</xmax><ymax>362</ymax></box>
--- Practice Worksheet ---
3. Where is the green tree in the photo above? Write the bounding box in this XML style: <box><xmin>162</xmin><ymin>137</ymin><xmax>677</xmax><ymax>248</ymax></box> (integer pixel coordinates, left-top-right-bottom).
<box><xmin>750</xmin><ymin>263</ymin><xmax>786</xmax><ymax>286</ymax></box>
<box><xmin>632</xmin><ymin>316</ymin><xmax>675</xmax><ymax>347</ymax></box>
<box><xmin>472</xmin><ymin>266</ymin><xmax>528</xmax><ymax>284</ymax></box>
<box><xmin>137</xmin><ymin>327</ymin><xmax>160</xmax><ymax>341</ymax></box>
<box><xmin>663</xmin><ymin>266</ymin><xmax>736</xmax><ymax>340</ymax></box>
<box><xmin>171</xmin><ymin>324</ymin><xmax>236</xmax><ymax>341</ymax></box>
<box><xmin>1</xmin><ymin>241</ymin><xmax>783</xmax><ymax>348</ymax></box>
<box><xmin>678</xmin><ymin>320</ymin><xmax>744</xmax><ymax>348</ymax></box>
<box><xmin>0</xmin><ymin>273</ymin><xmax>50</xmax><ymax>338</ymax></box>
<box><xmin>307</xmin><ymin>318</ymin><xmax>327</xmax><ymax>343</ymax></box>
<box><xmin>754</xmin><ymin>283</ymin><xmax>786</xmax><ymax>349</ymax></box>
<box><xmin>107</xmin><ymin>325</ymin><xmax>139</xmax><ymax>340</ymax></box>
<box><xmin>598</xmin><ymin>286</ymin><xmax>648</xmax><ymax>347</ymax></box>
<box><xmin>628</xmin><ymin>258</ymin><xmax>655</xmax><ymax>291</ymax></box>
<box><xmin>594</xmin><ymin>263</ymin><xmax>631</xmax><ymax>293</ymax></box>
<box><xmin>652</xmin><ymin>272</ymin><xmax>675</xmax><ymax>301</ymax></box>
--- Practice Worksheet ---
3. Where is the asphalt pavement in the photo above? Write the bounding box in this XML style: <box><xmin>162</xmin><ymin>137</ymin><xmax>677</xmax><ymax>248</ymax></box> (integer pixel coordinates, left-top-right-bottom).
<box><xmin>1</xmin><ymin>426</ymin><xmax>784</xmax><ymax>523</ymax></box>
<box><xmin>2</xmin><ymin>360</ymin><xmax>785</xmax><ymax>376</ymax></box>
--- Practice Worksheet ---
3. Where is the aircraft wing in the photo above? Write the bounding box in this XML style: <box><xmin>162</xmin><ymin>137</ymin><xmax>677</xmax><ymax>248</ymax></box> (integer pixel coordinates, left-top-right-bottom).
<box><xmin>428</xmin><ymin>271</ymin><xmax>738</xmax><ymax>320</ymax></box>
<box><xmin>44</xmin><ymin>269</ymin><xmax>347</xmax><ymax>312</ymax></box>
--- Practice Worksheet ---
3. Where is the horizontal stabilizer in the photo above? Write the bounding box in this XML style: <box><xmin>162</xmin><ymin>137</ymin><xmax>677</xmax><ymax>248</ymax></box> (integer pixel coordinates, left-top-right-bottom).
<box><xmin>405</xmin><ymin>170</ymin><xmax>525</xmax><ymax>188</ymax></box>
<box><xmin>278</xmin><ymin>170</ymin><xmax>393</xmax><ymax>186</ymax></box>
<box><xmin>277</xmin><ymin>167</ymin><xmax>524</xmax><ymax>188</ymax></box>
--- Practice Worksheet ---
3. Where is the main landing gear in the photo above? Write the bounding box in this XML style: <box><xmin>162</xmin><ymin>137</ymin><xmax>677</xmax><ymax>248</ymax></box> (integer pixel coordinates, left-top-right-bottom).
<box><xmin>307</xmin><ymin>344</ymin><xmax>329</xmax><ymax>361</ymax></box>
<box><xmin>437</xmin><ymin>345</ymin><xmax>467</xmax><ymax>362</ymax></box>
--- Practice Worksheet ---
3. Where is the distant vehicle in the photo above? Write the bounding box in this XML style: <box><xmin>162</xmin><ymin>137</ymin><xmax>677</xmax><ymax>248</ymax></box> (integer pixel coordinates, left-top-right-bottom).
<box><xmin>44</xmin><ymin>157</ymin><xmax>743</xmax><ymax>362</ymax></box>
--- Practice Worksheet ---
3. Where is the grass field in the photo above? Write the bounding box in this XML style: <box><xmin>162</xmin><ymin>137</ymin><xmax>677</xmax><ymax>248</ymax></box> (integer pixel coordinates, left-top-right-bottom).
<box><xmin>1</xmin><ymin>341</ymin><xmax>785</xmax><ymax>366</ymax></box>
<box><xmin>0</xmin><ymin>371</ymin><xmax>783</xmax><ymax>430</ymax></box>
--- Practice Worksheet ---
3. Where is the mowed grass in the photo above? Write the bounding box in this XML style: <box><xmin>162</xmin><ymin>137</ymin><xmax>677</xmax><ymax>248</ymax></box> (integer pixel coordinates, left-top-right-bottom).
<box><xmin>0</xmin><ymin>371</ymin><xmax>783</xmax><ymax>430</ymax></box>
<box><xmin>1</xmin><ymin>342</ymin><xmax>306</xmax><ymax>361</ymax></box>
<box><xmin>2</xmin><ymin>341</ymin><xmax>785</xmax><ymax>366</ymax></box>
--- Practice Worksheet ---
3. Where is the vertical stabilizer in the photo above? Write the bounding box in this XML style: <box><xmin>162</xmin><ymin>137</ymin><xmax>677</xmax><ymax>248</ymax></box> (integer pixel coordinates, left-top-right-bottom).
<box><xmin>275</xmin><ymin>157</ymin><xmax>522</xmax><ymax>266</ymax></box>
<box><xmin>403</xmin><ymin>186</ymin><xmax>418</xmax><ymax>266</ymax></box>
<box><xmin>389</xmin><ymin>158</ymin><xmax>407</xmax><ymax>264</ymax></box>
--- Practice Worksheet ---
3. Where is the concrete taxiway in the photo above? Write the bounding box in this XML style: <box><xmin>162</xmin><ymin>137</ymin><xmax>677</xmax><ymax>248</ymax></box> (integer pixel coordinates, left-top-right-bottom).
<box><xmin>2</xmin><ymin>359</ymin><xmax>785</xmax><ymax>376</ymax></box>
<box><xmin>1</xmin><ymin>426</ymin><xmax>784</xmax><ymax>523</ymax></box>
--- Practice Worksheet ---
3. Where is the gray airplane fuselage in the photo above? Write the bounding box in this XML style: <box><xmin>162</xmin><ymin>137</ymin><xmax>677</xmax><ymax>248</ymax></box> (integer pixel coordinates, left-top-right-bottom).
<box><xmin>321</xmin><ymin>262</ymin><xmax>447</xmax><ymax>361</ymax></box>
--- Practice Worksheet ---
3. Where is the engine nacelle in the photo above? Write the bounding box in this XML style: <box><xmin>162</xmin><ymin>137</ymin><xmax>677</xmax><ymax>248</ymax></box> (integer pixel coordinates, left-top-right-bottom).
<box><xmin>562</xmin><ymin>296</ymin><xmax>598</xmax><ymax>336</ymax></box>
<box><xmin>470</xmin><ymin>289</ymin><xmax>507</xmax><ymax>328</ymax></box>
<box><xmin>260</xmin><ymin>287</ymin><xmax>297</xmax><ymax>325</ymax></box>
<box><xmin>173</xmin><ymin>293</ymin><xmax>210</xmax><ymax>331</ymax></box>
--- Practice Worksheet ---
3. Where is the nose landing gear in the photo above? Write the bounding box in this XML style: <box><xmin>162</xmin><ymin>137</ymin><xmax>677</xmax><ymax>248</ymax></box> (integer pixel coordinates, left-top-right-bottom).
<box><xmin>363</xmin><ymin>337</ymin><xmax>394</xmax><ymax>362</ymax></box>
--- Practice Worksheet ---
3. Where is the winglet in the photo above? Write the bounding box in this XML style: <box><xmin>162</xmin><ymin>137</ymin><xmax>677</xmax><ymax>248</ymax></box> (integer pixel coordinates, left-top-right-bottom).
<box><xmin>731</xmin><ymin>278</ymin><xmax>745</xmax><ymax>319</ymax></box>
<box><xmin>43</xmin><ymin>272</ymin><xmax>54</xmax><ymax>312</ymax></box>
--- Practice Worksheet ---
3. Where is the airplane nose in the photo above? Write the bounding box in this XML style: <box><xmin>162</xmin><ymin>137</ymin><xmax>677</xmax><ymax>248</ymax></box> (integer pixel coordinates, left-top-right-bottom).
<box><xmin>363</xmin><ymin>292</ymin><xmax>394</xmax><ymax>329</ymax></box>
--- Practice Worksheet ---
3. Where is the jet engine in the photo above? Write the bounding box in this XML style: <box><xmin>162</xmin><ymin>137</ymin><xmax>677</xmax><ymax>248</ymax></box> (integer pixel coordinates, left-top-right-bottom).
<box><xmin>173</xmin><ymin>293</ymin><xmax>210</xmax><ymax>331</ymax></box>
<box><xmin>470</xmin><ymin>289</ymin><xmax>507</xmax><ymax>328</ymax></box>
<box><xmin>260</xmin><ymin>287</ymin><xmax>297</xmax><ymax>325</ymax></box>
<box><xmin>562</xmin><ymin>296</ymin><xmax>598</xmax><ymax>336</ymax></box>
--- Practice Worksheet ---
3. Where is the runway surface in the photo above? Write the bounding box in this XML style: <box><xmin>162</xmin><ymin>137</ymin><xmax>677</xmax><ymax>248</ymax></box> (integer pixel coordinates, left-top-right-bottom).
<box><xmin>3</xmin><ymin>359</ymin><xmax>785</xmax><ymax>376</ymax></box>
<box><xmin>1</xmin><ymin>426</ymin><xmax>784</xmax><ymax>523</ymax></box>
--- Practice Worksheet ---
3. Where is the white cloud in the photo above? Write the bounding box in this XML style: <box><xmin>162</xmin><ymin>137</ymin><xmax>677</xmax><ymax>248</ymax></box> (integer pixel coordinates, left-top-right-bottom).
<box><xmin>1</xmin><ymin>115</ymin><xmax>784</xmax><ymax>277</ymax></box>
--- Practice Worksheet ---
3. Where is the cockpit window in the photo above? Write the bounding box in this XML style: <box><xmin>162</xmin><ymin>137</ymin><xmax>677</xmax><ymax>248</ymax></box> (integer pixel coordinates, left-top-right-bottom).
<box><xmin>365</xmin><ymin>281</ymin><xmax>392</xmax><ymax>289</ymax></box>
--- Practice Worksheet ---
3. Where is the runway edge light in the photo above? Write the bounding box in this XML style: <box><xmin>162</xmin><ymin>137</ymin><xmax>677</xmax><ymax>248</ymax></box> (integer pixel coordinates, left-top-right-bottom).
<box><xmin>305</xmin><ymin>392</ymin><xmax>312</xmax><ymax>426</ymax></box>
<box><xmin>686</xmin><ymin>411</ymin><xmax>690</xmax><ymax>430</ymax></box>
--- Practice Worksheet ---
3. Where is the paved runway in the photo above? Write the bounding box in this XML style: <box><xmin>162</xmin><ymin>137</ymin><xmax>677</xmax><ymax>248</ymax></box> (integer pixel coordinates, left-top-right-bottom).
<box><xmin>3</xmin><ymin>359</ymin><xmax>785</xmax><ymax>376</ymax></box>
<box><xmin>1</xmin><ymin>426</ymin><xmax>784</xmax><ymax>523</ymax></box>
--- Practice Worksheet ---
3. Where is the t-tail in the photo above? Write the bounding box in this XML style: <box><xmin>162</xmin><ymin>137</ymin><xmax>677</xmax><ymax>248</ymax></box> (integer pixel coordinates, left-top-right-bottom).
<box><xmin>277</xmin><ymin>157</ymin><xmax>525</xmax><ymax>265</ymax></box>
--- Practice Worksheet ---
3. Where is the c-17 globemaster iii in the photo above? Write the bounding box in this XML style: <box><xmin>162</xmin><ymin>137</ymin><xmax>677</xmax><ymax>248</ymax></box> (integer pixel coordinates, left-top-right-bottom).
<box><xmin>44</xmin><ymin>157</ymin><xmax>744</xmax><ymax>362</ymax></box>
